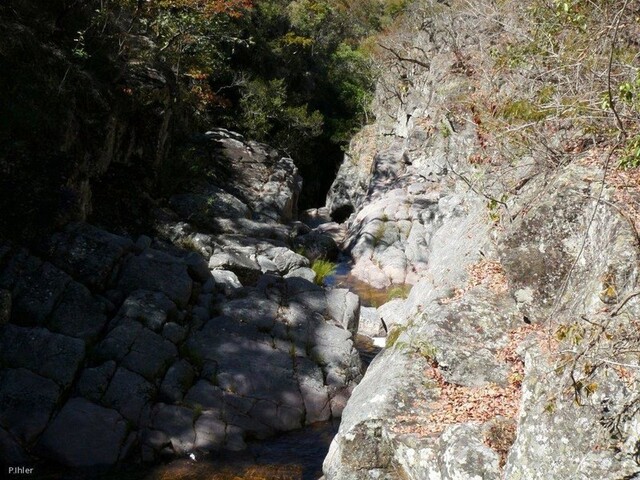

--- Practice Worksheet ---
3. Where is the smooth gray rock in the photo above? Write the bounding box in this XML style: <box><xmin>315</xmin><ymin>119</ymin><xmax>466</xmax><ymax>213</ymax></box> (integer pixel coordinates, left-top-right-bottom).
<box><xmin>293</xmin><ymin>231</ymin><xmax>339</xmax><ymax>261</ymax></box>
<box><xmin>311</xmin><ymin>323</ymin><xmax>356</xmax><ymax>368</ymax></box>
<box><xmin>169</xmin><ymin>186</ymin><xmax>251</xmax><ymax>222</ymax></box>
<box><xmin>0</xmin><ymin>251</ymin><xmax>42</xmax><ymax>294</ymax></box>
<box><xmin>219</xmin><ymin>295</ymin><xmax>278</xmax><ymax>332</ymax></box>
<box><xmin>140</xmin><ymin>428</ymin><xmax>171</xmax><ymax>457</ymax></box>
<box><xmin>118</xmin><ymin>249</ymin><xmax>192</xmax><ymax>308</ymax></box>
<box><xmin>120</xmin><ymin>327</ymin><xmax>178</xmax><ymax>381</ymax></box>
<box><xmin>194</xmin><ymin>412</ymin><xmax>226</xmax><ymax>450</ymax></box>
<box><xmin>0</xmin><ymin>368</ymin><xmax>61</xmax><ymax>443</ymax></box>
<box><xmin>184</xmin><ymin>251</ymin><xmax>210</xmax><ymax>283</ymax></box>
<box><xmin>152</xmin><ymin>403</ymin><xmax>196</xmax><ymax>454</ymax></box>
<box><xmin>94</xmin><ymin>319</ymin><xmax>143</xmax><ymax>363</ymax></box>
<box><xmin>296</xmin><ymin>356</ymin><xmax>331</xmax><ymax>424</ymax></box>
<box><xmin>267</xmin><ymin>247</ymin><xmax>310</xmax><ymax>274</ymax></box>
<box><xmin>0</xmin><ymin>289</ymin><xmax>10</xmax><ymax>324</ymax></box>
<box><xmin>184</xmin><ymin>380</ymin><xmax>224</xmax><ymax>411</ymax></box>
<box><xmin>284</xmin><ymin>267</ymin><xmax>316</xmax><ymax>283</ymax></box>
<box><xmin>159</xmin><ymin>359</ymin><xmax>196</xmax><ymax>403</ymax></box>
<box><xmin>102</xmin><ymin>367</ymin><xmax>155</xmax><ymax>422</ymax></box>
<box><xmin>209</xmin><ymin>252</ymin><xmax>261</xmax><ymax>284</ymax></box>
<box><xmin>0</xmin><ymin>425</ymin><xmax>27</xmax><ymax>463</ymax></box>
<box><xmin>358</xmin><ymin>306</ymin><xmax>385</xmax><ymax>337</ymax></box>
<box><xmin>249</xmin><ymin>399</ymin><xmax>304</xmax><ymax>432</ymax></box>
<box><xmin>136</xmin><ymin>235</ymin><xmax>152</xmax><ymax>250</ymax></box>
<box><xmin>162</xmin><ymin>322</ymin><xmax>188</xmax><ymax>344</ymax></box>
<box><xmin>10</xmin><ymin>262</ymin><xmax>70</xmax><ymax>326</ymax></box>
<box><xmin>76</xmin><ymin>361</ymin><xmax>117</xmax><ymax>402</ymax></box>
<box><xmin>257</xmin><ymin>255</ymin><xmax>279</xmax><ymax>274</ymax></box>
<box><xmin>48</xmin><ymin>281</ymin><xmax>108</xmax><ymax>341</ymax></box>
<box><xmin>46</xmin><ymin>223</ymin><xmax>134</xmax><ymax>290</ymax></box>
<box><xmin>210</xmin><ymin>269</ymin><xmax>242</xmax><ymax>294</ymax></box>
<box><xmin>224</xmin><ymin>424</ymin><xmax>247</xmax><ymax>451</ymax></box>
<box><xmin>118</xmin><ymin>290</ymin><xmax>177</xmax><ymax>332</ymax></box>
<box><xmin>326</xmin><ymin>289</ymin><xmax>360</xmax><ymax>334</ymax></box>
<box><xmin>0</xmin><ymin>325</ymin><xmax>85</xmax><ymax>387</ymax></box>
<box><xmin>37</xmin><ymin>398</ymin><xmax>129</xmax><ymax>467</ymax></box>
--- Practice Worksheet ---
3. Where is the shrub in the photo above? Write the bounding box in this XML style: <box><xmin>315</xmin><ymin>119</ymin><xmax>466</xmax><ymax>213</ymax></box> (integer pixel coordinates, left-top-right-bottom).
<box><xmin>311</xmin><ymin>259</ymin><xmax>337</xmax><ymax>285</ymax></box>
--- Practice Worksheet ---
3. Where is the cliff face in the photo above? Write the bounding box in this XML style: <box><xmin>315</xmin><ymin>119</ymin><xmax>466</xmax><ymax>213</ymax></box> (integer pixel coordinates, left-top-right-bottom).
<box><xmin>324</xmin><ymin>0</ymin><xmax>640</xmax><ymax>478</ymax></box>
<box><xmin>0</xmin><ymin>1</ymin><xmax>183</xmax><ymax>239</ymax></box>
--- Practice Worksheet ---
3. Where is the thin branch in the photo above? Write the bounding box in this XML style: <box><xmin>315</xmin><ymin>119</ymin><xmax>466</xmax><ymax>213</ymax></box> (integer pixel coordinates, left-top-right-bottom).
<box><xmin>446</xmin><ymin>162</ymin><xmax>509</xmax><ymax>211</ymax></box>
<box><xmin>606</xmin><ymin>0</ymin><xmax>630</xmax><ymax>137</ymax></box>
<box><xmin>611</xmin><ymin>290</ymin><xmax>640</xmax><ymax>317</ymax></box>
<box><xmin>377</xmin><ymin>42</ymin><xmax>430</xmax><ymax>70</ymax></box>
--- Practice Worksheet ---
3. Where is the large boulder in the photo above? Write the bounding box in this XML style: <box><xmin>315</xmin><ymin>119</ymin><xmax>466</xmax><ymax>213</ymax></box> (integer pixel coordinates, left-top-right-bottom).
<box><xmin>0</xmin><ymin>368</ymin><xmax>61</xmax><ymax>443</ymax></box>
<box><xmin>44</xmin><ymin>223</ymin><xmax>134</xmax><ymax>290</ymax></box>
<box><xmin>0</xmin><ymin>325</ymin><xmax>85</xmax><ymax>388</ymax></box>
<box><xmin>37</xmin><ymin>398</ymin><xmax>130</xmax><ymax>467</ymax></box>
<box><xmin>118</xmin><ymin>249</ymin><xmax>192</xmax><ymax>308</ymax></box>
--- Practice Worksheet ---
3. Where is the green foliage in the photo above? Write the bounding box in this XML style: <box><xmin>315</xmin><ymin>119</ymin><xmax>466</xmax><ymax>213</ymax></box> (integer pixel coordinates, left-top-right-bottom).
<box><xmin>239</xmin><ymin>78</ymin><xmax>324</xmax><ymax>151</ymax></box>
<box><xmin>555</xmin><ymin>322</ymin><xmax>585</xmax><ymax>346</ymax></box>
<box><xmin>385</xmin><ymin>325</ymin><xmax>407</xmax><ymax>348</ymax></box>
<box><xmin>439</xmin><ymin>119</ymin><xmax>452</xmax><ymax>138</ymax></box>
<box><xmin>416</xmin><ymin>340</ymin><xmax>437</xmax><ymax>362</ymax></box>
<box><xmin>311</xmin><ymin>259</ymin><xmax>337</xmax><ymax>285</ymax></box>
<box><xmin>498</xmin><ymin>99</ymin><xmax>549</xmax><ymax>122</ymax></box>
<box><xmin>386</xmin><ymin>284</ymin><xmax>411</xmax><ymax>301</ymax></box>
<box><xmin>619</xmin><ymin>135</ymin><xmax>640</xmax><ymax>169</ymax></box>
<box><xmin>179</xmin><ymin>343</ymin><xmax>204</xmax><ymax>370</ymax></box>
<box><xmin>65</xmin><ymin>0</ymin><xmax>385</xmax><ymax>207</ymax></box>
<box><xmin>480</xmin><ymin>0</ymin><xmax>640</xmax><ymax>168</ymax></box>
<box><xmin>487</xmin><ymin>194</ymin><xmax>508</xmax><ymax>223</ymax></box>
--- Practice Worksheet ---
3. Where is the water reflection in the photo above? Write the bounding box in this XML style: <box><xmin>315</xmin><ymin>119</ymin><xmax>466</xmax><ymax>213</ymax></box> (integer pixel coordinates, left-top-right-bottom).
<box><xmin>323</xmin><ymin>258</ymin><xmax>411</xmax><ymax>308</ymax></box>
<box><xmin>143</xmin><ymin>420</ymin><xmax>339</xmax><ymax>480</ymax></box>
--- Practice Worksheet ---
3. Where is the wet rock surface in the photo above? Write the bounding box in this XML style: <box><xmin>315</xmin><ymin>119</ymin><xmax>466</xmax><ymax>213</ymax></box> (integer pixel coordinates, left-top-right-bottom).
<box><xmin>0</xmin><ymin>132</ymin><xmax>362</xmax><ymax>469</ymax></box>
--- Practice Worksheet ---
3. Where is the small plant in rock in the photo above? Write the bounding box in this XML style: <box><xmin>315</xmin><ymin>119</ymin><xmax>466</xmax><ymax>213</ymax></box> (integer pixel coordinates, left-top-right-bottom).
<box><xmin>416</xmin><ymin>340</ymin><xmax>437</xmax><ymax>363</ymax></box>
<box><xmin>179</xmin><ymin>344</ymin><xmax>204</xmax><ymax>371</ymax></box>
<box><xmin>386</xmin><ymin>325</ymin><xmax>407</xmax><ymax>348</ymax></box>
<box><xmin>439</xmin><ymin>119</ymin><xmax>452</xmax><ymax>138</ymax></box>
<box><xmin>386</xmin><ymin>284</ymin><xmax>411</xmax><ymax>301</ymax></box>
<box><xmin>311</xmin><ymin>259</ymin><xmax>337</xmax><ymax>285</ymax></box>
<box><xmin>372</xmin><ymin>222</ymin><xmax>387</xmax><ymax>247</ymax></box>
<box><xmin>175</xmin><ymin>236</ymin><xmax>202</xmax><ymax>254</ymax></box>
<box><xmin>484</xmin><ymin>417</ymin><xmax>517</xmax><ymax>468</ymax></box>
<box><xmin>193</xmin><ymin>404</ymin><xmax>204</xmax><ymax>417</ymax></box>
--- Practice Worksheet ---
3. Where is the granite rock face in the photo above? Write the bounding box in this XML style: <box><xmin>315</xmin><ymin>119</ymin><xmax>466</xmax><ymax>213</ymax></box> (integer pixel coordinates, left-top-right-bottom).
<box><xmin>0</xmin><ymin>131</ymin><xmax>362</xmax><ymax>468</ymax></box>
<box><xmin>323</xmin><ymin>1</ymin><xmax>640</xmax><ymax>478</ymax></box>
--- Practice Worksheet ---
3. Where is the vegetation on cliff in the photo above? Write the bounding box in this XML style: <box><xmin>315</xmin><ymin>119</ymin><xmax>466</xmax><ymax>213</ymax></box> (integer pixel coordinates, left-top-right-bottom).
<box><xmin>0</xmin><ymin>0</ymin><xmax>407</xmax><ymax>240</ymax></box>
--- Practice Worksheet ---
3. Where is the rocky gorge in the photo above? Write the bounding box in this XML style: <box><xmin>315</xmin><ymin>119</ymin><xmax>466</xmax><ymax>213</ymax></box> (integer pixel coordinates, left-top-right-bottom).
<box><xmin>321</xmin><ymin>1</ymin><xmax>640</xmax><ymax>478</ymax></box>
<box><xmin>3</xmin><ymin>0</ymin><xmax>640</xmax><ymax>479</ymax></box>
<box><xmin>0</xmin><ymin>129</ymin><xmax>363</xmax><ymax>473</ymax></box>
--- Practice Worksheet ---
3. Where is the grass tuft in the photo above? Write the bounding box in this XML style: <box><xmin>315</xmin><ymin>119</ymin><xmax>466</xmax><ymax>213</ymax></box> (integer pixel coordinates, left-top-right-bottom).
<box><xmin>311</xmin><ymin>259</ymin><xmax>337</xmax><ymax>285</ymax></box>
